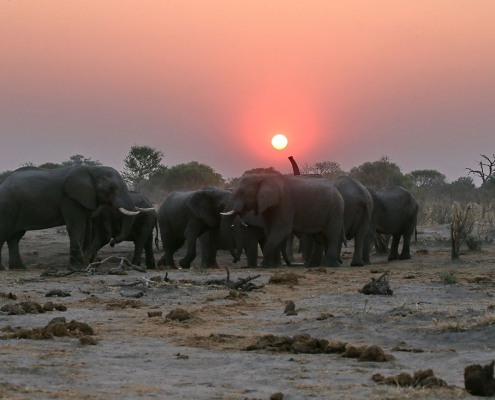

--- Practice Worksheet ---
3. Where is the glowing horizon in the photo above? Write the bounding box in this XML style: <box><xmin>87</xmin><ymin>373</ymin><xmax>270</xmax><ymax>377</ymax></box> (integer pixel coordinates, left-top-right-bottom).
<box><xmin>1</xmin><ymin>2</ymin><xmax>495</xmax><ymax>181</ymax></box>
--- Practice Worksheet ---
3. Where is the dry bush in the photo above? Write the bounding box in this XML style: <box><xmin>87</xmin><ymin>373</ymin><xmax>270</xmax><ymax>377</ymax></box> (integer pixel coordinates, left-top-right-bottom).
<box><xmin>430</xmin><ymin>312</ymin><xmax>495</xmax><ymax>332</ymax></box>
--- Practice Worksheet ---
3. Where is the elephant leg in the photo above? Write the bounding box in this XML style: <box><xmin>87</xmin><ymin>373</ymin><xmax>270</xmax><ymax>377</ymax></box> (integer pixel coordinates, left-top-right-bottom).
<box><xmin>388</xmin><ymin>234</ymin><xmax>401</xmax><ymax>261</ymax></box>
<box><xmin>143</xmin><ymin>236</ymin><xmax>156</xmax><ymax>269</ymax></box>
<box><xmin>362</xmin><ymin>231</ymin><xmax>374</xmax><ymax>265</ymax></box>
<box><xmin>399</xmin><ymin>232</ymin><xmax>412</xmax><ymax>260</ymax></box>
<box><xmin>158</xmin><ymin>228</ymin><xmax>183</xmax><ymax>268</ymax></box>
<box><xmin>131</xmin><ymin>240</ymin><xmax>145</xmax><ymax>267</ymax></box>
<box><xmin>350</xmin><ymin>227</ymin><xmax>367</xmax><ymax>267</ymax></box>
<box><xmin>180</xmin><ymin>224</ymin><xmax>203</xmax><ymax>269</ymax></box>
<box><xmin>306</xmin><ymin>234</ymin><xmax>324</xmax><ymax>267</ymax></box>
<box><xmin>7</xmin><ymin>231</ymin><xmax>27</xmax><ymax>270</ymax></box>
<box><xmin>0</xmin><ymin>236</ymin><xmax>6</xmax><ymax>270</ymax></box>
<box><xmin>64</xmin><ymin>210</ymin><xmax>91</xmax><ymax>267</ymax></box>
<box><xmin>244</xmin><ymin>239</ymin><xmax>259</xmax><ymax>267</ymax></box>
<box><xmin>286</xmin><ymin>233</ymin><xmax>295</xmax><ymax>262</ymax></box>
<box><xmin>322</xmin><ymin>225</ymin><xmax>341</xmax><ymax>269</ymax></box>
<box><xmin>261</xmin><ymin>222</ymin><xmax>290</xmax><ymax>268</ymax></box>
<box><xmin>89</xmin><ymin>231</ymin><xmax>111</xmax><ymax>263</ymax></box>
<box><xmin>202</xmin><ymin>230</ymin><xmax>220</xmax><ymax>269</ymax></box>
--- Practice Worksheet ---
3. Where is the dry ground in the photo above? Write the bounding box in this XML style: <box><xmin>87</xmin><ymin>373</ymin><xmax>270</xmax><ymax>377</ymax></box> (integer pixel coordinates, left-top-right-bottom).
<box><xmin>1</xmin><ymin>226</ymin><xmax>494</xmax><ymax>399</ymax></box>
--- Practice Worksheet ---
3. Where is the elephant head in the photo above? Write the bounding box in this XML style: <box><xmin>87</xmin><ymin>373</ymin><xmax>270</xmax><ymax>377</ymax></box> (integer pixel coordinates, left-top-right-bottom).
<box><xmin>64</xmin><ymin>166</ymin><xmax>152</xmax><ymax>216</ymax></box>
<box><xmin>188</xmin><ymin>186</ymin><xmax>231</xmax><ymax>228</ymax></box>
<box><xmin>222</xmin><ymin>174</ymin><xmax>284</xmax><ymax>216</ymax></box>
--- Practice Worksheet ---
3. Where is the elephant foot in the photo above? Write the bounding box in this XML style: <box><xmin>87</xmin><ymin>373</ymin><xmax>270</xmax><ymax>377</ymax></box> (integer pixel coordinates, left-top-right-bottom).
<box><xmin>399</xmin><ymin>253</ymin><xmax>411</xmax><ymax>260</ymax></box>
<box><xmin>324</xmin><ymin>260</ymin><xmax>341</xmax><ymax>268</ymax></box>
<box><xmin>388</xmin><ymin>254</ymin><xmax>399</xmax><ymax>261</ymax></box>
<box><xmin>9</xmin><ymin>263</ymin><xmax>27</xmax><ymax>271</ymax></box>
<box><xmin>157</xmin><ymin>256</ymin><xmax>178</xmax><ymax>269</ymax></box>
<box><xmin>0</xmin><ymin>264</ymin><xmax>5</xmax><ymax>271</ymax></box>
<box><xmin>179</xmin><ymin>259</ymin><xmax>192</xmax><ymax>269</ymax></box>
<box><xmin>350</xmin><ymin>261</ymin><xmax>365</xmax><ymax>267</ymax></box>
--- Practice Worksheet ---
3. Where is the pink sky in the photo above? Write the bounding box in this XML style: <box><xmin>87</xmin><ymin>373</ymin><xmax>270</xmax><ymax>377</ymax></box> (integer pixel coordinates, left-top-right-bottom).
<box><xmin>1</xmin><ymin>1</ymin><xmax>494</xmax><ymax>182</ymax></box>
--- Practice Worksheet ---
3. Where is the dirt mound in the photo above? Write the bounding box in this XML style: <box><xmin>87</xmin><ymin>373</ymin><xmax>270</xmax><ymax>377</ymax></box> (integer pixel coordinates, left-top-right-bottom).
<box><xmin>268</xmin><ymin>272</ymin><xmax>300</xmax><ymax>285</ymax></box>
<box><xmin>165</xmin><ymin>308</ymin><xmax>192</xmax><ymax>321</ymax></box>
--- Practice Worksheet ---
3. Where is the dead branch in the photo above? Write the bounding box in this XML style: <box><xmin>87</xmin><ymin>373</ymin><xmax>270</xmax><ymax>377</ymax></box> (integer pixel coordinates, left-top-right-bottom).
<box><xmin>205</xmin><ymin>266</ymin><xmax>262</xmax><ymax>291</ymax></box>
<box><xmin>359</xmin><ymin>272</ymin><xmax>393</xmax><ymax>295</ymax></box>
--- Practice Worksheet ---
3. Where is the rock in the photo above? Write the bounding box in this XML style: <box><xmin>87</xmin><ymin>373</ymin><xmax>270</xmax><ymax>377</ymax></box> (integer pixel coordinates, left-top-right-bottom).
<box><xmin>284</xmin><ymin>300</ymin><xmax>295</xmax><ymax>314</ymax></box>
<box><xmin>148</xmin><ymin>310</ymin><xmax>163</xmax><ymax>317</ymax></box>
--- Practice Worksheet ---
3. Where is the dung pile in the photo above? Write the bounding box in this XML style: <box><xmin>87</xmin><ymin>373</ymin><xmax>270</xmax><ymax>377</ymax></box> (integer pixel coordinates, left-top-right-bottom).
<box><xmin>373</xmin><ymin>369</ymin><xmax>449</xmax><ymax>388</ymax></box>
<box><xmin>245</xmin><ymin>334</ymin><xmax>394</xmax><ymax>361</ymax></box>
<box><xmin>1</xmin><ymin>317</ymin><xmax>97</xmax><ymax>345</ymax></box>
<box><xmin>1</xmin><ymin>300</ymin><xmax>67</xmax><ymax>315</ymax></box>
<box><xmin>464</xmin><ymin>361</ymin><xmax>495</xmax><ymax>397</ymax></box>
<box><xmin>268</xmin><ymin>272</ymin><xmax>299</xmax><ymax>285</ymax></box>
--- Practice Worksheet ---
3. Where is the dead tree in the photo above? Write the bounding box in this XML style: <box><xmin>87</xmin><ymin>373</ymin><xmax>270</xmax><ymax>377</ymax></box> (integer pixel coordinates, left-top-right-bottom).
<box><xmin>466</xmin><ymin>154</ymin><xmax>495</xmax><ymax>183</ymax></box>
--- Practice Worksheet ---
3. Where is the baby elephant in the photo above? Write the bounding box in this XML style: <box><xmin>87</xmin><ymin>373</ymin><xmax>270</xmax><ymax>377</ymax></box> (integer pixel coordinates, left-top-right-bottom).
<box><xmin>90</xmin><ymin>192</ymin><xmax>157</xmax><ymax>269</ymax></box>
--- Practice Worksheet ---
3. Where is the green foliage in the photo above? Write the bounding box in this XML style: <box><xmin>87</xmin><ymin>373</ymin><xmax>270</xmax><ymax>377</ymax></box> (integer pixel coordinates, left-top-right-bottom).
<box><xmin>443</xmin><ymin>177</ymin><xmax>478</xmax><ymax>203</ymax></box>
<box><xmin>300</xmin><ymin>161</ymin><xmax>345</xmax><ymax>179</ymax></box>
<box><xmin>350</xmin><ymin>155</ymin><xmax>412</xmax><ymax>190</ymax></box>
<box><xmin>38</xmin><ymin>162</ymin><xmax>64</xmax><ymax>169</ymax></box>
<box><xmin>151</xmin><ymin>161</ymin><xmax>223</xmax><ymax>192</ymax></box>
<box><xmin>439</xmin><ymin>269</ymin><xmax>458</xmax><ymax>284</ymax></box>
<box><xmin>0</xmin><ymin>170</ymin><xmax>12</xmax><ymax>182</ymax></box>
<box><xmin>121</xmin><ymin>145</ymin><xmax>165</xmax><ymax>191</ymax></box>
<box><xmin>409</xmin><ymin>169</ymin><xmax>446</xmax><ymax>188</ymax></box>
<box><xmin>62</xmin><ymin>154</ymin><xmax>102</xmax><ymax>168</ymax></box>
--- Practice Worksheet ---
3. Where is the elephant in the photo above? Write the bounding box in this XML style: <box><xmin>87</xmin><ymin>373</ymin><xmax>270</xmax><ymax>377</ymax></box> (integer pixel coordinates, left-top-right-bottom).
<box><xmin>89</xmin><ymin>192</ymin><xmax>157</xmax><ymax>269</ymax></box>
<box><xmin>0</xmin><ymin>166</ymin><xmax>152</xmax><ymax>270</ymax></box>
<box><xmin>332</xmin><ymin>176</ymin><xmax>373</xmax><ymax>266</ymax></box>
<box><xmin>156</xmin><ymin>186</ymin><xmax>235</xmax><ymax>269</ymax></box>
<box><xmin>364</xmin><ymin>186</ymin><xmax>419</xmax><ymax>263</ymax></box>
<box><xmin>221</xmin><ymin>174</ymin><xmax>345</xmax><ymax>268</ymax></box>
<box><xmin>288</xmin><ymin>157</ymin><xmax>373</xmax><ymax>266</ymax></box>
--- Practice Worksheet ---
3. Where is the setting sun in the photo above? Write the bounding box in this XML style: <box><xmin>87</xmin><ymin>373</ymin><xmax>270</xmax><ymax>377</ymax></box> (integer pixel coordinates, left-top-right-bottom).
<box><xmin>271</xmin><ymin>134</ymin><xmax>288</xmax><ymax>150</ymax></box>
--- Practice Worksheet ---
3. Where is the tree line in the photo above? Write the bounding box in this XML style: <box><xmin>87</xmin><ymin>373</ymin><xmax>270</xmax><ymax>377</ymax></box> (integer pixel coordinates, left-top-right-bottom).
<box><xmin>2</xmin><ymin>147</ymin><xmax>495</xmax><ymax>226</ymax></box>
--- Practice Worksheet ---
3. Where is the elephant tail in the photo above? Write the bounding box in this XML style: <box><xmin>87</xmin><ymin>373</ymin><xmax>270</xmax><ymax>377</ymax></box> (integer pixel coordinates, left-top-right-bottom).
<box><xmin>342</xmin><ymin>224</ymin><xmax>348</xmax><ymax>247</ymax></box>
<box><xmin>154</xmin><ymin>221</ymin><xmax>160</xmax><ymax>250</ymax></box>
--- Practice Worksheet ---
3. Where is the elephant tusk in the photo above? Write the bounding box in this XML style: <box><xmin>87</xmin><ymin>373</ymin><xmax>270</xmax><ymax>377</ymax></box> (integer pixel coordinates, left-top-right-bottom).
<box><xmin>136</xmin><ymin>207</ymin><xmax>155</xmax><ymax>213</ymax></box>
<box><xmin>119</xmin><ymin>207</ymin><xmax>140</xmax><ymax>216</ymax></box>
<box><xmin>240</xmin><ymin>221</ymin><xmax>248</xmax><ymax>227</ymax></box>
<box><xmin>220</xmin><ymin>210</ymin><xmax>236</xmax><ymax>216</ymax></box>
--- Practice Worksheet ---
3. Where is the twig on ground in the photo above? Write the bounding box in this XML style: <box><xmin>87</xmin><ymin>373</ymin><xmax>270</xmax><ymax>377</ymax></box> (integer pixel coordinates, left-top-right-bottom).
<box><xmin>204</xmin><ymin>266</ymin><xmax>262</xmax><ymax>291</ymax></box>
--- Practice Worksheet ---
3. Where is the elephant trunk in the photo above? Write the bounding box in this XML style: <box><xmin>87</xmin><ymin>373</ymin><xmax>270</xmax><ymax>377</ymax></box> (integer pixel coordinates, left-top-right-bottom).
<box><xmin>288</xmin><ymin>156</ymin><xmax>301</xmax><ymax>176</ymax></box>
<box><xmin>110</xmin><ymin>214</ymin><xmax>135</xmax><ymax>247</ymax></box>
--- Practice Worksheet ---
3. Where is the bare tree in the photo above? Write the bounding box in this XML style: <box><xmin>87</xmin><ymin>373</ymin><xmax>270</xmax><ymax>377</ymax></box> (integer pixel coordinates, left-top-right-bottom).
<box><xmin>466</xmin><ymin>154</ymin><xmax>495</xmax><ymax>183</ymax></box>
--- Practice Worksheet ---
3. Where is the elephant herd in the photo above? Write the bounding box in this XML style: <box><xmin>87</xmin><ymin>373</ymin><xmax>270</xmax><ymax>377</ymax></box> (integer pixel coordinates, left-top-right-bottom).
<box><xmin>0</xmin><ymin>164</ymin><xmax>418</xmax><ymax>271</ymax></box>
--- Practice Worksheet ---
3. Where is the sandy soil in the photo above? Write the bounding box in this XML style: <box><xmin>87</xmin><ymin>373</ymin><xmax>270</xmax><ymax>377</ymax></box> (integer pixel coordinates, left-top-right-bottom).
<box><xmin>1</xmin><ymin>226</ymin><xmax>494</xmax><ymax>399</ymax></box>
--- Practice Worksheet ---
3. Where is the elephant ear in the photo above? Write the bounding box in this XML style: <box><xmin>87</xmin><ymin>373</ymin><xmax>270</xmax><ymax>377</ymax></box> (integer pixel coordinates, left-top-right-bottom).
<box><xmin>188</xmin><ymin>190</ymin><xmax>218</xmax><ymax>227</ymax></box>
<box><xmin>64</xmin><ymin>167</ymin><xmax>97</xmax><ymax>210</ymax></box>
<box><xmin>257</xmin><ymin>176</ymin><xmax>283</xmax><ymax>214</ymax></box>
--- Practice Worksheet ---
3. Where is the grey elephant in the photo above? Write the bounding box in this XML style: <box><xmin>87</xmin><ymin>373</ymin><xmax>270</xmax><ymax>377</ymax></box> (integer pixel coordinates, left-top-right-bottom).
<box><xmin>89</xmin><ymin>192</ymin><xmax>157</xmax><ymax>269</ymax></box>
<box><xmin>0</xmin><ymin>166</ymin><xmax>151</xmax><ymax>270</ymax></box>
<box><xmin>332</xmin><ymin>176</ymin><xmax>373</xmax><ymax>266</ymax></box>
<box><xmin>288</xmin><ymin>157</ymin><xmax>373</xmax><ymax>266</ymax></box>
<box><xmin>157</xmin><ymin>186</ymin><xmax>235</xmax><ymax>269</ymax></box>
<box><xmin>222</xmin><ymin>174</ymin><xmax>344</xmax><ymax>268</ymax></box>
<box><xmin>364</xmin><ymin>186</ymin><xmax>419</xmax><ymax>263</ymax></box>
